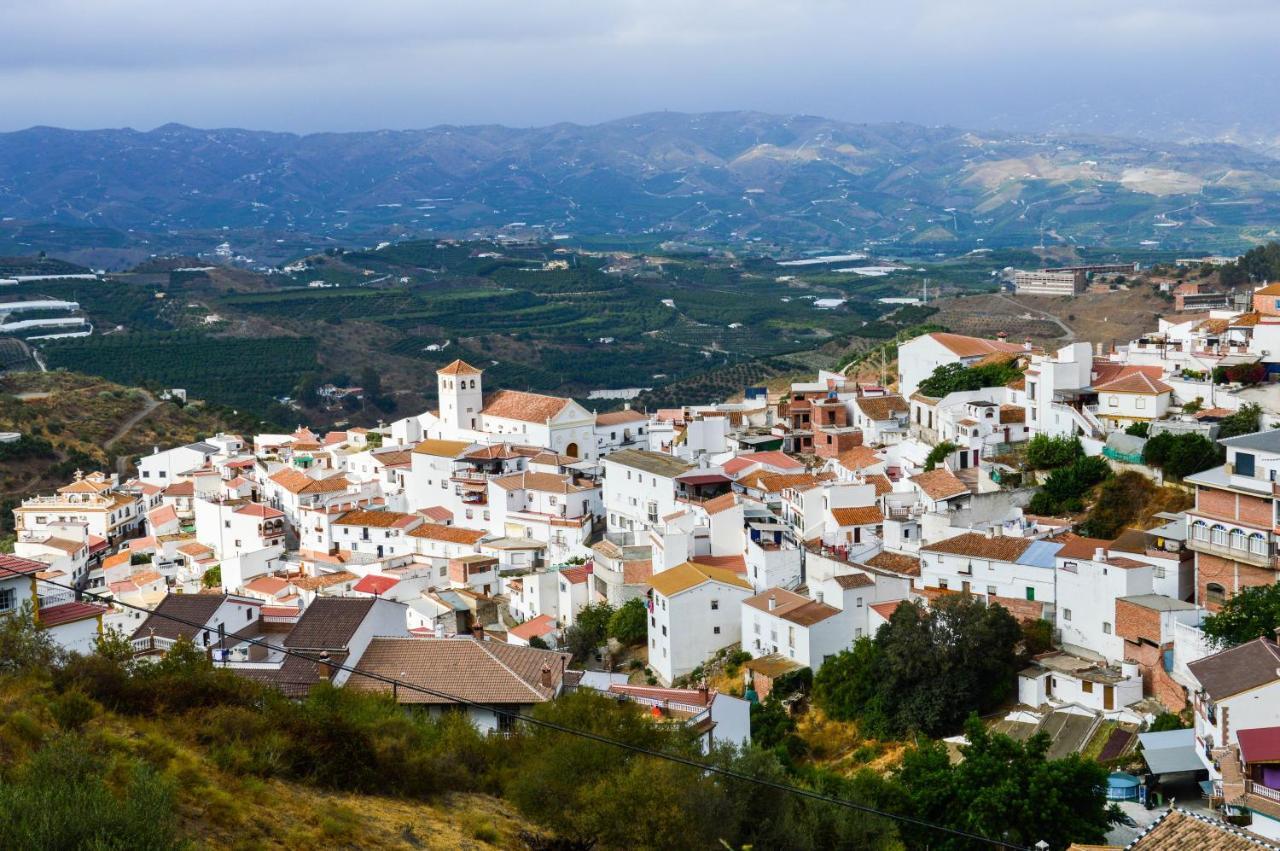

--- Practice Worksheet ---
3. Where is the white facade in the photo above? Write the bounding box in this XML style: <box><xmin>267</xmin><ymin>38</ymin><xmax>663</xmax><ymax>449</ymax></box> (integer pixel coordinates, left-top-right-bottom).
<box><xmin>649</xmin><ymin>572</ymin><xmax>751</xmax><ymax>685</ymax></box>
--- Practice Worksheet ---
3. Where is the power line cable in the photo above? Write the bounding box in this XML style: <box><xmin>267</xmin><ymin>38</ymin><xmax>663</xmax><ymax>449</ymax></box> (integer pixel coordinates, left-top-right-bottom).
<box><xmin>5</xmin><ymin>561</ymin><xmax>1032</xmax><ymax>850</ymax></box>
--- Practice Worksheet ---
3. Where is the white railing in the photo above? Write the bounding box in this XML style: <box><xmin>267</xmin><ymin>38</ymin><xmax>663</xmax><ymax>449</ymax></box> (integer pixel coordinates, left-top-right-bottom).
<box><xmin>130</xmin><ymin>635</ymin><xmax>177</xmax><ymax>654</ymax></box>
<box><xmin>37</xmin><ymin>589</ymin><xmax>76</xmax><ymax>608</ymax></box>
<box><xmin>261</xmin><ymin>613</ymin><xmax>299</xmax><ymax>624</ymax></box>
<box><xmin>1248</xmin><ymin>781</ymin><xmax>1280</xmax><ymax>804</ymax></box>
<box><xmin>1172</xmin><ymin>619</ymin><xmax>1216</xmax><ymax>686</ymax></box>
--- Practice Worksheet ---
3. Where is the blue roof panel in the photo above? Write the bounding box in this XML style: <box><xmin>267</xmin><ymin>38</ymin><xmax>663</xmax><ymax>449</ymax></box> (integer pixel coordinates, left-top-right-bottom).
<box><xmin>1016</xmin><ymin>539</ymin><xmax>1064</xmax><ymax>568</ymax></box>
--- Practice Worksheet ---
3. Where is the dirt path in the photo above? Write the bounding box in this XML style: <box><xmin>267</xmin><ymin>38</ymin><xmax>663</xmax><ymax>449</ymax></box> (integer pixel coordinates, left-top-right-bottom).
<box><xmin>104</xmin><ymin>390</ymin><xmax>160</xmax><ymax>450</ymax></box>
<box><xmin>994</xmin><ymin>293</ymin><xmax>1076</xmax><ymax>342</ymax></box>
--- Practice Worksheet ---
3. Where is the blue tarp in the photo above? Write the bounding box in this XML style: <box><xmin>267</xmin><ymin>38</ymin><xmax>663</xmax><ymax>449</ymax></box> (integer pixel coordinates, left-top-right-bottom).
<box><xmin>1016</xmin><ymin>539</ymin><xmax>1064</xmax><ymax>569</ymax></box>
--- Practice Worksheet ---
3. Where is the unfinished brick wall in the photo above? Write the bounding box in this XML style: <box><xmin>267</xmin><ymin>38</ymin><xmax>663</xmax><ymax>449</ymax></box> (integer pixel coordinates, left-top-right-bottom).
<box><xmin>1115</xmin><ymin>599</ymin><xmax>1161</xmax><ymax>644</ymax></box>
<box><xmin>1197</xmin><ymin>553</ymin><xmax>1275</xmax><ymax>611</ymax></box>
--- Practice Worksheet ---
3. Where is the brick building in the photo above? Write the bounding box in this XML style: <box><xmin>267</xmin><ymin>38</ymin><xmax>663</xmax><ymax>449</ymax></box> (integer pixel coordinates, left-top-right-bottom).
<box><xmin>1185</xmin><ymin>430</ymin><xmax>1280</xmax><ymax>610</ymax></box>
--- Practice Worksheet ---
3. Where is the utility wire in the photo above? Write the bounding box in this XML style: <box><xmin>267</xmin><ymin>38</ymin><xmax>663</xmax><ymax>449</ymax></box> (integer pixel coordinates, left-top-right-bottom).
<box><xmin>8</xmin><ymin>562</ymin><xmax>1031</xmax><ymax>850</ymax></box>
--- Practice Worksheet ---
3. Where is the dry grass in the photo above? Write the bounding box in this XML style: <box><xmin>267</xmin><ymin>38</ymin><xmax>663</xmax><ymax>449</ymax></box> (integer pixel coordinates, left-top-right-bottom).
<box><xmin>792</xmin><ymin>707</ymin><xmax>907</xmax><ymax>776</ymax></box>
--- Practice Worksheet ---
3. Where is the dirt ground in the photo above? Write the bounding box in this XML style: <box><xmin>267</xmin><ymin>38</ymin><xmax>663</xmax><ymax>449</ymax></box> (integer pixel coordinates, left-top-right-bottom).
<box><xmin>930</xmin><ymin>286</ymin><xmax>1171</xmax><ymax>352</ymax></box>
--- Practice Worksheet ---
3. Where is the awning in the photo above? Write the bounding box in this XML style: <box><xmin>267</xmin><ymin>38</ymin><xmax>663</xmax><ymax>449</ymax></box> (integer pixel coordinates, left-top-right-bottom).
<box><xmin>1138</xmin><ymin>729</ymin><xmax>1204</xmax><ymax>775</ymax></box>
<box><xmin>676</xmin><ymin>473</ymin><xmax>730</xmax><ymax>486</ymax></box>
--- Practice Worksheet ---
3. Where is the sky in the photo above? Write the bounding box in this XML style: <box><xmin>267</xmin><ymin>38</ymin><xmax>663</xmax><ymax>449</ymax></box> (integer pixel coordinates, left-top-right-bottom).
<box><xmin>2</xmin><ymin>0</ymin><xmax>1278</xmax><ymax>136</ymax></box>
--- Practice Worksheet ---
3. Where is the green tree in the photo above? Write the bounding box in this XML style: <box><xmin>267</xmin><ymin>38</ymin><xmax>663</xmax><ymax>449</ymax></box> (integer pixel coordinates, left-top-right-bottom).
<box><xmin>1218</xmin><ymin>403</ymin><xmax>1262</xmax><ymax>440</ymax></box>
<box><xmin>1025</xmin><ymin>434</ymin><xmax>1083</xmax><ymax>470</ymax></box>
<box><xmin>1028</xmin><ymin>455</ymin><xmax>1111</xmax><ymax>515</ymax></box>
<box><xmin>924</xmin><ymin>441</ymin><xmax>958</xmax><ymax>472</ymax></box>
<box><xmin>1149</xmin><ymin>712</ymin><xmax>1189</xmax><ymax>732</ymax></box>
<box><xmin>890</xmin><ymin>715</ymin><xmax>1116</xmax><ymax>850</ymax></box>
<box><xmin>918</xmin><ymin>360</ymin><xmax>1023</xmax><ymax>398</ymax></box>
<box><xmin>0</xmin><ymin>602</ymin><xmax>63</xmax><ymax>674</ymax></box>
<box><xmin>1142</xmin><ymin>431</ymin><xmax>1221</xmax><ymax>480</ymax></box>
<box><xmin>1125</xmin><ymin>421</ymin><xmax>1149</xmax><ymax>438</ymax></box>
<box><xmin>608</xmin><ymin>598</ymin><xmax>648</xmax><ymax>646</ymax></box>
<box><xmin>814</xmin><ymin>596</ymin><xmax>1022</xmax><ymax>738</ymax></box>
<box><xmin>1202</xmin><ymin>583</ymin><xmax>1280</xmax><ymax>647</ymax></box>
<box><xmin>1080</xmin><ymin>470</ymin><xmax>1153</xmax><ymax>538</ymax></box>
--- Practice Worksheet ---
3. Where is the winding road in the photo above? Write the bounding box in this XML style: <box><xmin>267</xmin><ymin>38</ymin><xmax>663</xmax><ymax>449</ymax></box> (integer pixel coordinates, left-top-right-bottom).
<box><xmin>994</xmin><ymin>294</ymin><xmax>1076</xmax><ymax>342</ymax></box>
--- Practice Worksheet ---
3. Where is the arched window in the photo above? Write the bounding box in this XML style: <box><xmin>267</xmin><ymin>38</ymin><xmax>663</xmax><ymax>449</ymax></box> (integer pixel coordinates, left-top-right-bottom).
<box><xmin>1250</xmin><ymin>533</ymin><xmax>1268</xmax><ymax>555</ymax></box>
<box><xmin>1210</xmin><ymin>524</ymin><xmax>1227</xmax><ymax>546</ymax></box>
<box><xmin>1206</xmin><ymin>583</ymin><xmax>1226</xmax><ymax>605</ymax></box>
<box><xmin>1191</xmin><ymin>520</ymin><xmax>1208</xmax><ymax>541</ymax></box>
<box><xmin>1231</xmin><ymin>529</ymin><xmax>1248</xmax><ymax>550</ymax></box>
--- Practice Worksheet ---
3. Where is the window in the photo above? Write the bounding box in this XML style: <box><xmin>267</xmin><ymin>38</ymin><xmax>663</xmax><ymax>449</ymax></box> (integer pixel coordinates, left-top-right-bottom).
<box><xmin>938</xmin><ymin>579</ymin><xmax>949</xmax><ymax>590</ymax></box>
<box><xmin>1102</xmin><ymin>621</ymin><xmax>1112</xmax><ymax>635</ymax></box>
<box><xmin>710</xmin><ymin>599</ymin><xmax>719</xmax><ymax>611</ymax></box>
<box><xmin>1231</xmin><ymin>529</ymin><xmax>1247</xmax><ymax>551</ymax></box>
<box><xmin>661</xmin><ymin>625</ymin><xmax>667</xmax><ymax>636</ymax></box>
<box><xmin>1211</xmin><ymin>525</ymin><xmax>1227</xmax><ymax>546</ymax></box>
<box><xmin>1236</xmin><ymin>452</ymin><xmax>1256</xmax><ymax>477</ymax></box>
<box><xmin>0</xmin><ymin>587</ymin><xmax>14</xmax><ymax>613</ymax></box>
<box><xmin>856</xmin><ymin>597</ymin><xmax>863</xmax><ymax>607</ymax></box>
<box><xmin>986</xmin><ymin>585</ymin><xmax>996</xmax><ymax>596</ymax></box>
<box><xmin>1135</xmin><ymin>396</ymin><xmax>1146</xmax><ymax>410</ymax></box>
<box><xmin>1192</xmin><ymin>520</ymin><xmax>1209</xmax><ymax>541</ymax></box>
<box><xmin>1063</xmin><ymin>608</ymin><xmax>1072</xmax><ymax>621</ymax></box>
<box><xmin>1206</xmin><ymin>583</ymin><xmax>1226</xmax><ymax>605</ymax></box>
<box><xmin>713</xmin><ymin>626</ymin><xmax>721</xmax><ymax>635</ymax></box>
<box><xmin>1108</xmin><ymin>396</ymin><xmax>1118</xmax><ymax>408</ymax></box>
<box><xmin>1250</xmin><ymin>533</ymin><xmax>1268</xmax><ymax>556</ymax></box>
<box><xmin>1082</xmin><ymin>680</ymin><xmax>1093</xmax><ymax>694</ymax></box>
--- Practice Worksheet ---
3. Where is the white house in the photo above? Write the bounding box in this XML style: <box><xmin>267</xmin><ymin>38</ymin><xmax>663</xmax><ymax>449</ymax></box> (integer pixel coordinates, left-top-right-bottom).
<box><xmin>918</xmin><ymin>532</ymin><xmax>1062</xmax><ymax>609</ymax></box>
<box><xmin>897</xmin><ymin>331</ymin><xmax>1027</xmax><ymax>400</ymax></box>
<box><xmin>137</xmin><ymin>441</ymin><xmax>220</xmax><ymax>484</ymax></box>
<box><xmin>1017</xmin><ymin>651</ymin><xmax>1145</xmax><ymax>714</ymax></box>
<box><xmin>603</xmin><ymin>449</ymin><xmax>692</xmax><ymax>534</ymax></box>
<box><xmin>741</xmin><ymin>587</ymin><xmax>853</xmax><ymax>670</ymax></box>
<box><xmin>647</xmin><ymin>561</ymin><xmax>753</xmax><ymax>685</ymax></box>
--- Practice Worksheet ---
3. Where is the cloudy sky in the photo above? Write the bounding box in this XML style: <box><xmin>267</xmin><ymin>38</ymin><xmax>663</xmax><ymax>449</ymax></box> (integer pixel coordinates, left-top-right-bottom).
<box><xmin>2</xmin><ymin>0</ymin><xmax>1276</xmax><ymax>135</ymax></box>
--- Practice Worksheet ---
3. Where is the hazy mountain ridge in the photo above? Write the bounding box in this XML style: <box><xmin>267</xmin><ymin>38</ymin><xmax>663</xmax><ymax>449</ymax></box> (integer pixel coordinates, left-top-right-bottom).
<box><xmin>3</xmin><ymin>111</ymin><xmax>1280</xmax><ymax>254</ymax></box>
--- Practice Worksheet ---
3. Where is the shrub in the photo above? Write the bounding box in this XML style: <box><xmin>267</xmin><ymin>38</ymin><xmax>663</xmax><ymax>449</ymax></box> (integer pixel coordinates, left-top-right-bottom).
<box><xmin>1028</xmin><ymin>455</ymin><xmax>1111</xmax><ymax>515</ymax></box>
<box><xmin>1025</xmin><ymin>434</ymin><xmax>1083</xmax><ymax>470</ymax></box>
<box><xmin>923</xmin><ymin>441</ymin><xmax>957</xmax><ymax>472</ymax></box>
<box><xmin>1142</xmin><ymin>431</ymin><xmax>1221</xmax><ymax>480</ymax></box>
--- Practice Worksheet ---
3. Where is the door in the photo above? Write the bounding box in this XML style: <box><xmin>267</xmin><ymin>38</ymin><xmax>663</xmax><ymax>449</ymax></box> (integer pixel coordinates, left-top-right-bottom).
<box><xmin>961</xmin><ymin>581</ymin><xmax>971</xmax><ymax>594</ymax></box>
<box><xmin>1103</xmin><ymin>685</ymin><xmax>1115</xmax><ymax>710</ymax></box>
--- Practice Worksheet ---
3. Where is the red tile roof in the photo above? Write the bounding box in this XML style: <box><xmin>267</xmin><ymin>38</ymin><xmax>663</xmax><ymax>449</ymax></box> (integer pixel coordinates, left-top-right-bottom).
<box><xmin>689</xmin><ymin>554</ymin><xmax>747</xmax><ymax>574</ymax></box>
<box><xmin>0</xmin><ymin>554</ymin><xmax>46</xmax><ymax>576</ymax></box>
<box><xmin>559</xmin><ymin>564</ymin><xmax>592</xmax><ymax>585</ymax></box>
<box><xmin>408</xmin><ymin>524</ymin><xmax>486</xmax><ymax>545</ymax></box>
<box><xmin>509</xmin><ymin>614</ymin><xmax>557</xmax><ymax>641</ymax></box>
<box><xmin>1237</xmin><ymin>726</ymin><xmax>1280</xmax><ymax>765</ymax></box>
<box><xmin>483</xmin><ymin>389</ymin><xmax>574</xmax><ymax>423</ymax></box>
<box><xmin>911</xmin><ymin>468</ymin><xmax>969</xmax><ymax>500</ymax></box>
<box><xmin>436</xmin><ymin>359</ymin><xmax>482</xmax><ymax>375</ymax></box>
<box><xmin>928</xmin><ymin>332</ymin><xmax>1026</xmax><ymax>358</ymax></box>
<box><xmin>830</xmin><ymin>506</ymin><xmax>884</xmax><ymax>526</ymax></box>
<box><xmin>38</xmin><ymin>601</ymin><xmax>108</xmax><ymax>627</ymax></box>
<box><xmin>353</xmin><ymin>574</ymin><xmax>400</xmax><ymax>596</ymax></box>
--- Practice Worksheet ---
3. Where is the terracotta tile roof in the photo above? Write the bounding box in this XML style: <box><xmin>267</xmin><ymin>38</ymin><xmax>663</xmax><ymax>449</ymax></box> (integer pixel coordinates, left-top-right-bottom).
<box><xmin>689</xmin><ymin>554</ymin><xmax>747</xmax><ymax>574</ymax></box>
<box><xmin>411</xmin><ymin>439</ymin><xmax>472</xmax><ymax>458</ymax></box>
<box><xmin>855</xmin><ymin>394</ymin><xmax>908</xmax><ymax>421</ymax></box>
<box><xmin>234</xmin><ymin>503</ymin><xmax>284</xmax><ymax>519</ymax></box>
<box><xmin>31</xmin><ymin>536</ymin><xmax>83</xmax><ymax>555</ymax></box>
<box><xmin>920</xmin><ymin>531</ymin><xmax>1033</xmax><ymax>561</ymax></box>
<box><xmin>870</xmin><ymin>600</ymin><xmax>903</xmax><ymax>620</ymax></box>
<box><xmin>832</xmin><ymin>572</ymin><xmax>874</xmax><ymax>589</ymax></box>
<box><xmin>491</xmin><ymin>471</ymin><xmax>595</xmax><ymax>494</ymax></box>
<box><xmin>408</xmin><ymin>524</ymin><xmax>487</xmax><ymax>545</ymax></box>
<box><xmin>146</xmin><ymin>504</ymin><xmax>178</xmax><ymax>526</ymax></box>
<box><xmin>560</xmin><ymin>564</ymin><xmax>592</xmax><ymax>585</ymax></box>
<box><xmin>418</xmin><ymin>506</ymin><xmax>454</xmax><ymax>522</ymax></box>
<box><xmin>836</xmin><ymin>446</ymin><xmax>882</xmax><ymax>472</ymax></box>
<box><xmin>353</xmin><ymin>574</ymin><xmax>400</xmax><ymax>596</ymax></box>
<box><xmin>163</xmin><ymin>481</ymin><xmax>194</xmax><ymax>497</ymax></box>
<box><xmin>244</xmin><ymin>575</ymin><xmax>290</xmax><ymax>595</ymax></box>
<box><xmin>509</xmin><ymin>614</ymin><xmax>557</xmax><ymax>641</ymax></box>
<box><xmin>1123</xmin><ymin>807</ymin><xmax>1276</xmax><ymax>851</ymax></box>
<box><xmin>911</xmin><ymin>468</ymin><xmax>969</xmax><ymax>501</ymax></box>
<box><xmin>269</xmin><ymin>468</ymin><xmax>350</xmax><ymax>494</ymax></box>
<box><xmin>1254</xmin><ymin>283</ymin><xmax>1280</xmax><ymax>297</ymax></box>
<box><xmin>928</xmin><ymin>332</ymin><xmax>1026</xmax><ymax>359</ymax></box>
<box><xmin>346</xmin><ymin>637</ymin><xmax>571</xmax><ymax>704</ymax></box>
<box><xmin>102</xmin><ymin>551</ymin><xmax>131</xmax><ymax>570</ymax></box>
<box><xmin>436</xmin><ymin>359</ymin><xmax>481</xmax><ymax>375</ymax></box>
<box><xmin>864</xmin><ymin>550</ymin><xmax>921</xmax><ymax>576</ymax></box>
<box><xmin>595</xmin><ymin>409</ymin><xmax>648</xmax><ymax>426</ymax></box>
<box><xmin>744</xmin><ymin>471</ymin><xmax>833</xmax><ymax>494</ymax></box>
<box><xmin>177</xmin><ymin>541</ymin><xmax>214</xmax><ymax>557</ymax></box>
<box><xmin>290</xmin><ymin>570</ymin><xmax>357</xmax><ymax>590</ymax></box>
<box><xmin>1094</xmin><ymin>371</ymin><xmax>1172</xmax><ymax>395</ymax></box>
<box><xmin>648</xmin><ymin>561</ymin><xmax>753</xmax><ymax>597</ymax></box>
<box><xmin>744</xmin><ymin>588</ymin><xmax>842</xmax><ymax>626</ymax></box>
<box><xmin>622</xmin><ymin>559</ymin><xmax>653</xmax><ymax>584</ymax></box>
<box><xmin>335</xmin><ymin>508</ymin><xmax>417</xmax><ymax>529</ymax></box>
<box><xmin>483</xmin><ymin>389</ymin><xmax>574</xmax><ymax>423</ymax></box>
<box><xmin>1187</xmin><ymin>637</ymin><xmax>1280</xmax><ymax>701</ymax></box>
<box><xmin>1006</xmin><ymin>377</ymin><xmax>1026</xmax><ymax>391</ymax></box>
<box><xmin>1231</xmin><ymin>311</ymin><xmax>1264</xmax><ymax>328</ymax></box>
<box><xmin>38</xmin><ymin>601</ymin><xmax>108</xmax><ymax>627</ymax></box>
<box><xmin>830</xmin><ymin>505</ymin><xmax>884</xmax><ymax>526</ymax></box>
<box><xmin>463</xmin><ymin>443</ymin><xmax>521</xmax><ymax>461</ymax></box>
<box><xmin>1054</xmin><ymin>533</ymin><xmax>1113</xmax><ymax>560</ymax></box>
<box><xmin>866</xmin><ymin>473</ymin><xmax>893</xmax><ymax>497</ymax></box>
<box><xmin>702</xmin><ymin>492</ymin><xmax>739</xmax><ymax>515</ymax></box>
<box><xmin>999</xmin><ymin>405</ymin><xmax>1026</xmax><ymax>424</ymax></box>
<box><xmin>0</xmin><ymin>553</ymin><xmax>49</xmax><ymax>576</ymax></box>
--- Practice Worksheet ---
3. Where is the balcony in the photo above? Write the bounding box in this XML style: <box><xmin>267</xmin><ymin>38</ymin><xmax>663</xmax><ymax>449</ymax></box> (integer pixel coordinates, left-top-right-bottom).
<box><xmin>1185</xmin><ymin>535</ymin><xmax>1275</xmax><ymax>569</ymax></box>
<box><xmin>1246</xmin><ymin>780</ymin><xmax>1280</xmax><ymax>805</ymax></box>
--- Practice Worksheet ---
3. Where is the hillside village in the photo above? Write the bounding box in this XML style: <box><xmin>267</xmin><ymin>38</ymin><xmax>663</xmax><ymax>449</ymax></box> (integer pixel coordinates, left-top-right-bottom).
<box><xmin>14</xmin><ymin>277</ymin><xmax>1280</xmax><ymax>846</ymax></box>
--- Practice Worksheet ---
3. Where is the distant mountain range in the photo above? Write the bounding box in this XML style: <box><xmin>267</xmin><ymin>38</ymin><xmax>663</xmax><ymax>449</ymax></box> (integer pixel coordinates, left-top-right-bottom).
<box><xmin>3</xmin><ymin>111</ymin><xmax>1280</xmax><ymax>258</ymax></box>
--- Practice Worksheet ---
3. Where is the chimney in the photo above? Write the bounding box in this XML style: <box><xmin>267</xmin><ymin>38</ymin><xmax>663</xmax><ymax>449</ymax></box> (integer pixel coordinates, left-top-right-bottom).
<box><xmin>434</xmin><ymin>622</ymin><xmax>445</xmax><ymax>639</ymax></box>
<box><xmin>697</xmin><ymin>680</ymin><xmax>710</xmax><ymax>704</ymax></box>
<box><xmin>317</xmin><ymin>650</ymin><xmax>331</xmax><ymax>681</ymax></box>
<box><xmin>768</xmin><ymin>594</ymin><xmax>777</xmax><ymax>611</ymax></box>
<box><xmin>1023</xmin><ymin>337</ymin><xmax>1033</xmax><ymax>352</ymax></box>
<box><xmin>471</xmin><ymin>622</ymin><xmax>485</xmax><ymax>641</ymax></box>
<box><xmin>1094</xmin><ymin>547</ymin><xmax>1106</xmax><ymax>562</ymax></box>
<box><xmin>540</xmin><ymin>663</ymin><xmax>553</xmax><ymax>689</ymax></box>
<box><xmin>996</xmin><ymin>331</ymin><xmax>1008</xmax><ymax>341</ymax></box>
